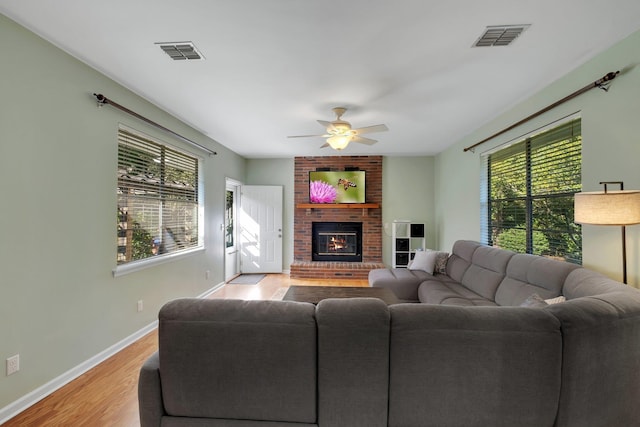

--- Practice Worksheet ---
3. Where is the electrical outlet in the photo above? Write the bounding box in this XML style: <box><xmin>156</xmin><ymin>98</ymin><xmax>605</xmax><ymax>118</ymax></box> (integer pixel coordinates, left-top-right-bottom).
<box><xmin>6</xmin><ymin>354</ymin><xmax>19</xmax><ymax>376</ymax></box>
<box><xmin>137</xmin><ymin>300</ymin><xmax>144</xmax><ymax>312</ymax></box>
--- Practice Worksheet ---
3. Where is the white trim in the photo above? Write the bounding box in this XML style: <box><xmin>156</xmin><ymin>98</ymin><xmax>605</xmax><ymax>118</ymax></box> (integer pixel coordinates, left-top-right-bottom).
<box><xmin>0</xmin><ymin>282</ymin><xmax>224</xmax><ymax>424</ymax></box>
<box><xmin>199</xmin><ymin>281</ymin><xmax>225</xmax><ymax>298</ymax></box>
<box><xmin>113</xmin><ymin>246</ymin><xmax>205</xmax><ymax>277</ymax></box>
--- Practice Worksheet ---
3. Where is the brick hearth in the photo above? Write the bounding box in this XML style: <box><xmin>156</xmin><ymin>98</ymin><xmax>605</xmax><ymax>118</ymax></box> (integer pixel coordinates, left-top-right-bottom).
<box><xmin>292</xmin><ymin>156</ymin><xmax>384</xmax><ymax>279</ymax></box>
<box><xmin>289</xmin><ymin>261</ymin><xmax>384</xmax><ymax>280</ymax></box>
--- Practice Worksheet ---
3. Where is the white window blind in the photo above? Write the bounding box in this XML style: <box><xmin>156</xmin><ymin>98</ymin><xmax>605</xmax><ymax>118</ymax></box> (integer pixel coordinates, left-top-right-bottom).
<box><xmin>117</xmin><ymin>128</ymin><xmax>201</xmax><ymax>265</ymax></box>
<box><xmin>481</xmin><ymin>117</ymin><xmax>582</xmax><ymax>263</ymax></box>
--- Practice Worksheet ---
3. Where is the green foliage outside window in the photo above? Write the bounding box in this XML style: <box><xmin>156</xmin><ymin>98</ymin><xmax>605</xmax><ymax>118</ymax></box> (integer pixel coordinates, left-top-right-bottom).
<box><xmin>225</xmin><ymin>190</ymin><xmax>234</xmax><ymax>248</ymax></box>
<box><xmin>486</xmin><ymin>118</ymin><xmax>582</xmax><ymax>263</ymax></box>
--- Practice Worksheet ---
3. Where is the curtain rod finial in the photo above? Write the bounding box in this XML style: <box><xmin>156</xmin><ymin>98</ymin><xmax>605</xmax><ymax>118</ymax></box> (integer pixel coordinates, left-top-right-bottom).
<box><xmin>94</xmin><ymin>93</ymin><xmax>108</xmax><ymax>107</ymax></box>
<box><xmin>596</xmin><ymin>71</ymin><xmax>620</xmax><ymax>92</ymax></box>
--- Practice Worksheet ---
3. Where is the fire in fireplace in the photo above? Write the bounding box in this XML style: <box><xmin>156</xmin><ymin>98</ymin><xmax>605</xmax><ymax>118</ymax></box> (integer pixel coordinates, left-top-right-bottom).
<box><xmin>312</xmin><ymin>222</ymin><xmax>362</xmax><ymax>262</ymax></box>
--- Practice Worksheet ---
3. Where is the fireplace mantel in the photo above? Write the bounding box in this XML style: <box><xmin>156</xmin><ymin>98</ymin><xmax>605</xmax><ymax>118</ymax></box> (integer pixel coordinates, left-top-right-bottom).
<box><xmin>296</xmin><ymin>203</ymin><xmax>379</xmax><ymax>216</ymax></box>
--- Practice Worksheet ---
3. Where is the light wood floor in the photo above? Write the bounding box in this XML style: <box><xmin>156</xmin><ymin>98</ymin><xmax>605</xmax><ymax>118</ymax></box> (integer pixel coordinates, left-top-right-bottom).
<box><xmin>3</xmin><ymin>274</ymin><xmax>367</xmax><ymax>426</ymax></box>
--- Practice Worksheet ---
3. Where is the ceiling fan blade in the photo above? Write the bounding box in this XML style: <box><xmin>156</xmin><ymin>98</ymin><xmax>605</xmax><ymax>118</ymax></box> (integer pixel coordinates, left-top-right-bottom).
<box><xmin>353</xmin><ymin>124</ymin><xmax>388</xmax><ymax>135</ymax></box>
<box><xmin>318</xmin><ymin>120</ymin><xmax>336</xmax><ymax>131</ymax></box>
<box><xmin>287</xmin><ymin>134</ymin><xmax>328</xmax><ymax>138</ymax></box>
<box><xmin>320</xmin><ymin>142</ymin><xmax>330</xmax><ymax>148</ymax></box>
<box><xmin>351</xmin><ymin>135</ymin><xmax>378</xmax><ymax>145</ymax></box>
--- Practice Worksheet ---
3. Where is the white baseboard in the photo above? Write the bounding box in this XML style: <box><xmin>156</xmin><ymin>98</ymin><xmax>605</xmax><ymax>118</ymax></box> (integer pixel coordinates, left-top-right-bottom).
<box><xmin>0</xmin><ymin>321</ymin><xmax>157</xmax><ymax>424</ymax></box>
<box><xmin>0</xmin><ymin>282</ymin><xmax>224</xmax><ymax>425</ymax></box>
<box><xmin>199</xmin><ymin>281</ymin><xmax>225</xmax><ymax>298</ymax></box>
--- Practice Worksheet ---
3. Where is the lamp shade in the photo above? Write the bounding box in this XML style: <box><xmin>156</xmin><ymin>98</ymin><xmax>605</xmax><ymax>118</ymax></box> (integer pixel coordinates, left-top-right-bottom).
<box><xmin>574</xmin><ymin>190</ymin><xmax>640</xmax><ymax>225</ymax></box>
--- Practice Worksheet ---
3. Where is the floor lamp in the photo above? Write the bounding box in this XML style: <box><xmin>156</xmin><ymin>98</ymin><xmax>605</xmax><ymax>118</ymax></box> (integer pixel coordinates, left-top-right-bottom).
<box><xmin>574</xmin><ymin>181</ymin><xmax>640</xmax><ymax>284</ymax></box>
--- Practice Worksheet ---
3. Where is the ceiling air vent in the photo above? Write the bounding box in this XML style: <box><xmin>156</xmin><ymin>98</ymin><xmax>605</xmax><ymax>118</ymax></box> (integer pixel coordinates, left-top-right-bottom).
<box><xmin>156</xmin><ymin>42</ymin><xmax>204</xmax><ymax>60</ymax></box>
<box><xmin>473</xmin><ymin>25</ymin><xmax>530</xmax><ymax>47</ymax></box>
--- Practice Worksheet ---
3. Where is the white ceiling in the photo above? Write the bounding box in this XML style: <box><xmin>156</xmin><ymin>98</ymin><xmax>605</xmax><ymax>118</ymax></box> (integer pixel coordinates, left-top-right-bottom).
<box><xmin>2</xmin><ymin>1</ymin><xmax>640</xmax><ymax>158</ymax></box>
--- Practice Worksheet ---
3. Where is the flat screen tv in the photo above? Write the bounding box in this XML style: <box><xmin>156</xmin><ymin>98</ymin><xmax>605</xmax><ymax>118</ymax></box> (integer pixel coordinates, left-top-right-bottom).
<box><xmin>309</xmin><ymin>170</ymin><xmax>366</xmax><ymax>204</ymax></box>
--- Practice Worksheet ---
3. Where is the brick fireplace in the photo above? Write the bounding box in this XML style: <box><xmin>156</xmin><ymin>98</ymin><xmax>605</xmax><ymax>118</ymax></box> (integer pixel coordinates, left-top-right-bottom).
<box><xmin>291</xmin><ymin>156</ymin><xmax>384</xmax><ymax>279</ymax></box>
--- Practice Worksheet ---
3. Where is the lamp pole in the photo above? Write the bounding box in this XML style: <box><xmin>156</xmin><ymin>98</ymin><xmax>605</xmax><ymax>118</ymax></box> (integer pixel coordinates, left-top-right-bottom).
<box><xmin>601</xmin><ymin>182</ymin><xmax>627</xmax><ymax>284</ymax></box>
<box><xmin>622</xmin><ymin>225</ymin><xmax>627</xmax><ymax>284</ymax></box>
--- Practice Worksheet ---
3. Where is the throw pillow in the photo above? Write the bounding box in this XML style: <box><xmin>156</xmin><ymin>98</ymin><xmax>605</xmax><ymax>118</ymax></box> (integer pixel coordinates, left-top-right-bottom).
<box><xmin>408</xmin><ymin>250</ymin><xmax>437</xmax><ymax>274</ymax></box>
<box><xmin>545</xmin><ymin>296</ymin><xmax>566</xmax><ymax>305</ymax></box>
<box><xmin>434</xmin><ymin>251</ymin><xmax>449</xmax><ymax>274</ymax></box>
<box><xmin>520</xmin><ymin>293</ymin><xmax>549</xmax><ymax>308</ymax></box>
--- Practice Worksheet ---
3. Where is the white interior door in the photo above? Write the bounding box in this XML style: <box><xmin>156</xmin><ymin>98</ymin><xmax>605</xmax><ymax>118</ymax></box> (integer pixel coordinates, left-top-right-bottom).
<box><xmin>240</xmin><ymin>185</ymin><xmax>283</xmax><ymax>273</ymax></box>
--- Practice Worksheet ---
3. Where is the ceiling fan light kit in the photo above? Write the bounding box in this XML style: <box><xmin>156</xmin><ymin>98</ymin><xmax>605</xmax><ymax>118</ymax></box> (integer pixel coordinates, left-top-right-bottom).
<box><xmin>327</xmin><ymin>135</ymin><xmax>351</xmax><ymax>150</ymax></box>
<box><xmin>288</xmin><ymin>107</ymin><xmax>388</xmax><ymax>151</ymax></box>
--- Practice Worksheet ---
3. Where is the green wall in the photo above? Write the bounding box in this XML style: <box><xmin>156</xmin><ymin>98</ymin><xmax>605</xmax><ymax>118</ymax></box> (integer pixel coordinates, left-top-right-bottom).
<box><xmin>0</xmin><ymin>14</ymin><xmax>246</xmax><ymax>412</ymax></box>
<box><xmin>382</xmin><ymin>157</ymin><xmax>436</xmax><ymax>264</ymax></box>
<box><xmin>435</xmin><ymin>28</ymin><xmax>640</xmax><ymax>288</ymax></box>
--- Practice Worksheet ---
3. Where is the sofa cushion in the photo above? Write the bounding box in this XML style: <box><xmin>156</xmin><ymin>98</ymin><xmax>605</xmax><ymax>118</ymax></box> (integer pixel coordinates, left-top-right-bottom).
<box><xmin>316</xmin><ymin>298</ymin><xmax>390</xmax><ymax>427</ymax></box>
<box><xmin>495</xmin><ymin>254</ymin><xmax>580</xmax><ymax>306</ymax></box>
<box><xmin>545</xmin><ymin>290</ymin><xmax>640</xmax><ymax>427</ymax></box>
<box><xmin>388</xmin><ymin>304</ymin><xmax>562</xmax><ymax>427</ymax></box>
<box><xmin>445</xmin><ymin>240</ymin><xmax>483</xmax><ymax>282</ymax></box>
<box><xmin>418</xmin><ymin>278</ymin><xmax>498</xmax><ymax>306</ymax></box>
<box><xmin>158</xmin><ymin>298</ymin><xmax>317</xmax><ymax>423</ymax></box>
<box><xmin>369</xmin><ymin>268</ymin><xmax>432</xmax><ymax>301</ymax></box>
<box><xmin>459</xmin><ymin>245</ymin><xmax>515</xmax><ymax>301</ymax></box>
<box><xmin>562</xmin><ymin>267</ymin><xmax>629</xmax><ymax>300</ymax></box>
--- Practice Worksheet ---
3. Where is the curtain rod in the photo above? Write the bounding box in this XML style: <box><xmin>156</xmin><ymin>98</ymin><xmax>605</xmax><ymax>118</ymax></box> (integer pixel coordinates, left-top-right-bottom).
<box><xmin>93</xmin><ymin>93</ymin><xmax>217</xmax><ymax>156</ymax></box>
<box><xmin>463</xmin><ymin>71</ymin><xmax>620</xmax><ymax>153</ymax></box>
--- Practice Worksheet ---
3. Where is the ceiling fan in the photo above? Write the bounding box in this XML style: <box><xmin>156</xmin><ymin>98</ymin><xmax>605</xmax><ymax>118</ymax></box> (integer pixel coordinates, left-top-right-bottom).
<box><xmin>288</xmin><ymin>107</ymin><xmax>388</xmax><ymax>150</ymax></box>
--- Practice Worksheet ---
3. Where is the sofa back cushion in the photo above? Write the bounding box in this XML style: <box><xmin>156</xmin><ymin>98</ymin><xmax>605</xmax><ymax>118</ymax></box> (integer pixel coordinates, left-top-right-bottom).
<box><xmin>316</xmin><ymin>298</ymin><xmax>390</xmax><ymax>427</ymax></box>
<box><xmin>387</xmin><ymin>304</ymin><xmax>562</xmax><ymax>427</ymax></box>
<box><xmin>495</xmin><ymin>254</ymin><xmax>581</xmax><ymax>306</ymax></box>
<box><xmin>459</xmin><ymin>244</ymin><xmax>515</xmax><ymax>301</ymax></box>
<box><xmin>445</xmin><ymin>240</ymin><xmax>483</xmax><ymax>282</ymax></box>
<box><xmin>545</xmin><ymin>287</ymin><xmax>640</xmax><ymax>427</ymax></box>
<box><xmin>158</xmin><ymin>298</ymin><xmax>317</xmax><ymax>424</ymax></box>
<box><xmin>562</xmin><ymin>267</ymin><xmax>630</xmax><ymax>299</ymax></box>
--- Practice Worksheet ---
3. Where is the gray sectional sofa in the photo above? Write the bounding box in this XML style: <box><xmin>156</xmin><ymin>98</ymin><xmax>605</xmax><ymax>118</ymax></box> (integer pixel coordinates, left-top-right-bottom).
<box><xmin>369</xmin><ymin>240</ymin><xmax>583</xmax><ymax>304</ymax></box>
<box><xmin>139</xmin><ymin>240</ymin><xmax>640</xmax><ymax>426</ymax></box>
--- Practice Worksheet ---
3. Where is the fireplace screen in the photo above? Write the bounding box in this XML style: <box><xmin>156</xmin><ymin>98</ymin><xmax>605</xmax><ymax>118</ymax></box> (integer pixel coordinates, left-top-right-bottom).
<box><xmin>317</xmin><ymin>232</ymin><xmax>358</xmax><ymax>256</ymax></box>
<box><xmin>312</xmin><ymin>222</ymin><xmax>362</xmax><ymax>262</ymax></box>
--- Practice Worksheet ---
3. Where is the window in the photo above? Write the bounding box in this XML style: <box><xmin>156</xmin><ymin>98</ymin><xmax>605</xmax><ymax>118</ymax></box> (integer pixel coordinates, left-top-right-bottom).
<box><xmin>481</xmin><ymin>117</ymin><xmax>582</xmax><ymax>263</ymax></box>
<box><xmin>225</xmin><ymin>189</ymin><xmax>234</xmax><ymax>248</ymax></box>
<box><xmin>117</xmin><ymin>127</ymin><xmax>202</xmax><ymax>266</ymax></box>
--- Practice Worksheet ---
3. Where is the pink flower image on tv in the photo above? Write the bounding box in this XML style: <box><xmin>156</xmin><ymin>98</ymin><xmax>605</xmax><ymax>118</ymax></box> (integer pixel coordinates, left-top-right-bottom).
<box><xmin>310</xmin><ymin>180</ymin><xmax>337</xmax><ymax>203</ymax></box>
